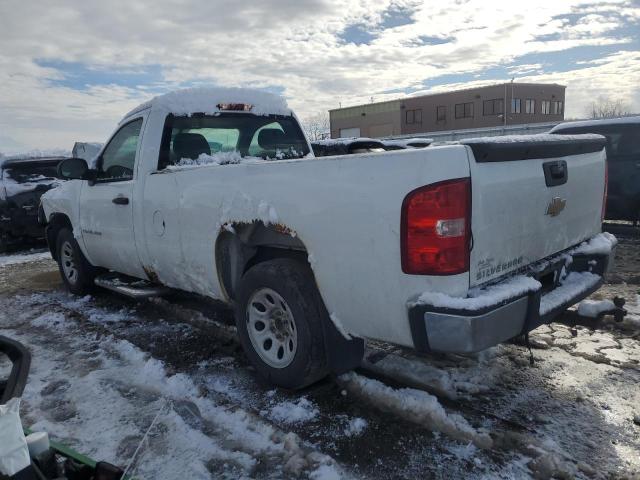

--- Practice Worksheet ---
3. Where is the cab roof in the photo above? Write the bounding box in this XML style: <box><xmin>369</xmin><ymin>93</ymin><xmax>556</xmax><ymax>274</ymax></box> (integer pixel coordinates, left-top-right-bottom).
<box><xmin>123</xmin><ymin>86</ymin><xmax>292</xmax><ymax>122</ymax></box>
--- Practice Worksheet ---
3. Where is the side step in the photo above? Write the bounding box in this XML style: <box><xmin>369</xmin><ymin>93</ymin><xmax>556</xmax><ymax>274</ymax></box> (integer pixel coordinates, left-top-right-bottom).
<box><xmin>94</xmin><ymin>273</ymin><xmax>171</xmax><ymax>299</ymax></box>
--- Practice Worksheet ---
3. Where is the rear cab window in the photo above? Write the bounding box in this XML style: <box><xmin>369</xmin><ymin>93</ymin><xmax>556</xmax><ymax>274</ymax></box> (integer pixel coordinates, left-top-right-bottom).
<box><xmin>158</xmin><ymin>114</ymin><xmax>309</xmax><ymax>169</ymax></box>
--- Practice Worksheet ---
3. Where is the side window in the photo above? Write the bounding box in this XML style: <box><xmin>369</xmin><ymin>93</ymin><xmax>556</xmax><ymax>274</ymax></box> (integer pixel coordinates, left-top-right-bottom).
<box><xmin>98</xmin><ymin>119</ymin><xmax>143</xmax><ymax>181</ymax></box>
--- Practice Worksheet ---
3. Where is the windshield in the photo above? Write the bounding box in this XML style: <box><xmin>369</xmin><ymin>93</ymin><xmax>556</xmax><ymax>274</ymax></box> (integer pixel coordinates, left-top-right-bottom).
<box><xmin>159</xmin><ymin>114</ymin><xmax>309</xmax><ymax>169</ymax></box>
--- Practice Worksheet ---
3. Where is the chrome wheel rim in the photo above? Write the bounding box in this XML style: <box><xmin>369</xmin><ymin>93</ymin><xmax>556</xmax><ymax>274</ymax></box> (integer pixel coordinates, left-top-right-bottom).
<box><xmin>246</xmin><ymin>287</ymin><xmax>297</xmax><ymax>369</ymax></box>
<box><xmin>61</xmin><ymin>241</ymin><xmax>78</xmax><ymax>285</ymax></box>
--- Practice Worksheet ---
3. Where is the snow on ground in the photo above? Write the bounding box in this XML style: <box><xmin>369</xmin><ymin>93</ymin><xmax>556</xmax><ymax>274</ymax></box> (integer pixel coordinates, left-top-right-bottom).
<box><xmin>577</xmin><ymin>298</ymin><xmax>616</xmax><ymax>317</ymax></box>
<box><xmin>1</xmin><ymin>229</ymin><xmax>639</xmax><ymax>478</ymax></box>
<box><xmin>0</xmin><ymin>250</ymin><xmax>51</xmax><ymax>267</ymax></box>
<box><xmin>337</xmin><ymin>372</ymin><xmax>493</xmax><ymax>449</ymax></box>
<box><xmin>1</xmin><ymin>291</ymin><xmax>345</xmax><ymax>479</ymax></box>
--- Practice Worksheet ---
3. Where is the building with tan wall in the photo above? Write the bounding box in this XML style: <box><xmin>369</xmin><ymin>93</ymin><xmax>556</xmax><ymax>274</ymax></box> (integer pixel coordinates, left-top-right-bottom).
<box><xmin>329</xmin><ymin>82</ymin><xmax>566</xmax><ymax>138</ymax></box>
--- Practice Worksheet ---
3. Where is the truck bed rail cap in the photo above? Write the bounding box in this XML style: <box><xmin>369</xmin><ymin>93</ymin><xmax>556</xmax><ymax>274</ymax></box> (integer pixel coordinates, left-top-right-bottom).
<box><xmin>458</xmin><ymin>133</ymin><xmax>606</xmax><ymax>162</ymax></box>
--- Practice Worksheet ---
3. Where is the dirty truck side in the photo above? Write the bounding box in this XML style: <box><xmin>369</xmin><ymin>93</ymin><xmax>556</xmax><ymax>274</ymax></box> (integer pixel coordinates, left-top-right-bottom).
<box><xmin>40</xmin><ymin>87</ymin><xmax>615</xmax><ymax>389</ymax></box>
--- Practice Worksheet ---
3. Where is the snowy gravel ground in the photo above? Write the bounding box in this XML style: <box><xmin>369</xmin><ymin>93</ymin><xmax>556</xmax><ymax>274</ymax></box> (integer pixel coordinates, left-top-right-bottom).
<box><xmin>0</xmin><ymin>229</ymin><xmax>639</xmax><ymax>479</ymax></box>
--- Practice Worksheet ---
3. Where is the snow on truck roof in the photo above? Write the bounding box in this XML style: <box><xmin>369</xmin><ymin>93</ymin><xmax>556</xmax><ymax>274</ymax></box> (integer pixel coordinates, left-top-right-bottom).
<box><xmin>549</xmin><ymin>115</ymin><xmax>640</xmax><ymax>132</ymax></box>
<box><xmin>124</xmin><ymin>87</ymin><xmax>292</xmax><ymax>120</ymax></box>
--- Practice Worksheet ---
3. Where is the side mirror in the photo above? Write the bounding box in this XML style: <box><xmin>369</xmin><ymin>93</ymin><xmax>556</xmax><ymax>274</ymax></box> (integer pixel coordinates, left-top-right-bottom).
<box><xmin>57</xmin><ymin>158</ymin><xmax>90</xmax><ymax>180</ymax></box>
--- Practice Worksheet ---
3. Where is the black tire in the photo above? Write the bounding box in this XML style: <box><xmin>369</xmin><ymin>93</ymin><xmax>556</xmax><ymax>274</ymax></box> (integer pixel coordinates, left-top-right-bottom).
<box><xmin>234</xmin><ymin>258</ymin><xmax>329</xmax><ymax>389</ymax></box>
<box><xmin>55</xmin><ymin>228</ymin><xmax>97</xmax><ymax>295</ymax></box>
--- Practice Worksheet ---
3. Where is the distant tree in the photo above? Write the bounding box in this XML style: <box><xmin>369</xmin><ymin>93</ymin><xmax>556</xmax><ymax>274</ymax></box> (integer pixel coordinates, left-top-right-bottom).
<box><xmin>586</xmin><ymin>96</ymin><xmax>632</xmax><ymax>119</ymax></box>
<box><xmin>301</xmin><ymin>112</ymin><xmax>330</xmax><ymax>141</ymax></box>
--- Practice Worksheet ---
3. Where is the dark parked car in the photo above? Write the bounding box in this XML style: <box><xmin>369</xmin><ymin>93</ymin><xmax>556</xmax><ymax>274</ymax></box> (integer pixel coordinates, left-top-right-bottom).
<box><xmin>550</xmin><ymin>117</ymin><xmax>640</xmax><ymax>222</ymax></box>
<box><xmin>0</xmin><ymin>156</ymin><xmax>67</xmax><ymax>250</ymax></box>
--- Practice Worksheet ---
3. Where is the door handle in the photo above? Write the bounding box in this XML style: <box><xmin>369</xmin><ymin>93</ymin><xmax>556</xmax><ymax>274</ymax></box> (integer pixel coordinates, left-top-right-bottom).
<box><xmin>112</xmin><ymin>196</ymin><xmax>129</xmax><ymax>205</ymax></box>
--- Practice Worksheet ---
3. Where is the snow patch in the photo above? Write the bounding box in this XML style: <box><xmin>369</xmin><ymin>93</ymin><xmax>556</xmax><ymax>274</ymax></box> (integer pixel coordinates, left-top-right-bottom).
<box><xmin>0</xmin><ymin>149</ymin><xmax>70</xmax><ymax>164</ymax></box>
<box><xmin>461</xmin><ymin>132</ymin><xmax>605</xmax><ymax>144</ymax></box>
<box><xmin>570</xmin><ymin>232</ymin><xmax>617</xmax><ymax>256</ymax></box>
<box><xmin>344</xmin><ymin>417</ymin><xmax>368</xmax><ymax>437</ymax></box>
<box><xmin>577</xmin><ymin>299</ymin><xmax>615</xmax><ymax>318</ymax></box>
<box><xmin>539</xmin><ymin>272</ymin><xmax>601</xmax><ymax>315</ymax></box>
<box><xmin>309</xmin><ymin>463</ymin><xmax>343</xmax><ymax>480</ymax></box>
<box><xmin>257</xmin><ymin>200</ymin><xmax>279</xmax><ymax>225</ymax></box>
<box><xmin>0</xmin><ymin>251</ymin><xmax>52</xmax><ymax>267</ymax></box>
<box><xmin>166</xmin><ymin>151</ymin><xmax>265</xmax><ymax>170</ymax></box>
<box><xmin>413</xmin><ymin>275</ymin><xmax>541</xmax><ymax>310</ymax></box>
<box><xmin>338</xmin><ymin>372</ymin><xmax>492</xmax><ymax>449</ymax></box>
<box><xmin>268</xmin><ymin>398</ymin><xmax>319</xmax><ymax>425</ymax></box>
<box><xmin>31</xmin><ymin>312</ymin><xmax>66</xmax><ymax>330</ymax></box>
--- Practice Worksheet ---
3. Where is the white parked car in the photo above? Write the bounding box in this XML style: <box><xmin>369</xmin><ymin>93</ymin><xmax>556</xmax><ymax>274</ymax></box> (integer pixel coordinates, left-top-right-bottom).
<box><xmin>40</xmin><ymin>87</ymin><xmax>615</xmax><ymax>389</ymax></box>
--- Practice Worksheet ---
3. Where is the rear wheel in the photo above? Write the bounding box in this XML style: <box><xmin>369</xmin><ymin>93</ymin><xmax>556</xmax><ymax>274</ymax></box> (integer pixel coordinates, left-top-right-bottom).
<box><xmin>56</xmin><ymin>228</ymin><xmax>97</xmax><ymax>295</ymax></box>
<box><xmin>235</xmin><ymin>258</ymin><xmax>329</xmax><ymax>389</ymax></box>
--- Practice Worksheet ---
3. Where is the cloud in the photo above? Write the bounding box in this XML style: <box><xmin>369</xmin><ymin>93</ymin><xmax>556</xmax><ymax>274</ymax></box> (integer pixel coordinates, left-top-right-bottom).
<box><xmin>0</xmin><ymin>0</ymin><xmax>638</xmax><ymax>150</ymax></box>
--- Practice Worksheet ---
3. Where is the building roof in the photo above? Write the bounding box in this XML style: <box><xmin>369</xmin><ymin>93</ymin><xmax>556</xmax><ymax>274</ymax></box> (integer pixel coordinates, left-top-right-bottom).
<box><xmin>329</xmin><ymin>82</ymin><xmax>566</xmax><ymax>113</ymax></box>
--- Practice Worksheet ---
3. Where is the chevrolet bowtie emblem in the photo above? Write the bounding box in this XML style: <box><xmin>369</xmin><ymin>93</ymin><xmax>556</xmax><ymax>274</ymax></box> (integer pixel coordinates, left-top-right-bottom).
<box><xmin>546</xmin><ymin>197</ymin><xmax>566</xmax><ymax>217</ymax></box>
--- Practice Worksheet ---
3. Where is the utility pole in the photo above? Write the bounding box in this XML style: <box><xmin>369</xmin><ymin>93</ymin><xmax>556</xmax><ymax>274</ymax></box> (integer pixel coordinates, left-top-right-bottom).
<box><xmin>503</xmin><ymin>83</ymin><xmax>507</xmax><ymax>126</ymax></box>
<box><xmin>504</xmin><ymin>77</ymin><xmax>514</xmax><ymax>126</ymax></box>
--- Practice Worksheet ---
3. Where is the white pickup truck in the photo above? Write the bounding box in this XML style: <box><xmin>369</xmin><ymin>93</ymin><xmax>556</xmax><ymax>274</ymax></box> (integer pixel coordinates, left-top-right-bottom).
<box><xmin>40</xmin><ymin>87</ymin><xmax>616</xmax><ymax>389</ymax></box>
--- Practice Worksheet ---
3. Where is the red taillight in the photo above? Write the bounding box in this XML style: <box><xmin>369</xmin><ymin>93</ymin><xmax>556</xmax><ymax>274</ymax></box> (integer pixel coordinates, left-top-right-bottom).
<box><xmin>601</xmin><ymin>160</ymin><xmax>608</xmax><ymax>222</ymax></box>
<box><xmin>401</xmin><ymin>178</ymin><xmax>471</xmax><ymax>275</ymax></box>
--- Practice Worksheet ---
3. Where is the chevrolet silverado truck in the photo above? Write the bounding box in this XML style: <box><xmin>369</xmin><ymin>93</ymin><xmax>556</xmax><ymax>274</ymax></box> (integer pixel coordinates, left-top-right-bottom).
<box><xmin>40</xmin><ymin>87</ymin><xmax>615</xmax><ymax>389</ymax></box>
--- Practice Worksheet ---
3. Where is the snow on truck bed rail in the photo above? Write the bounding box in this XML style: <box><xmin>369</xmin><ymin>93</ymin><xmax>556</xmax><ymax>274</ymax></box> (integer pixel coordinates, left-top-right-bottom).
<box><xmin>459</xmin><ymin>132</ymin><xmax>606</xmax><ymax>144</ymax></box>
<box><xmin>125</xmin><ymin>86</ymin><xmax>291</xmax><ymax>119</ymax></box>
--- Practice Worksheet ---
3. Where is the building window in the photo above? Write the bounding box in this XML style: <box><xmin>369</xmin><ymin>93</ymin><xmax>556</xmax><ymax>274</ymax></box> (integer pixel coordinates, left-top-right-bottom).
<box><xmin>541</xmin><ymin>100</ymin><xmax>551</xmax><ymax>114</ymax></box>
<box><xmin>406</xmin><ymin>109</ymin><xmax>422</xmax><ymax>124</ymax></box>
<box><xmin>511</xmin><ymin>98</ymin><xmax>521</xmax><ymax>114</ymax></box>
<box><xmin>525</xmin><ymin>99</ymin><xmax>535</xmax><ymax>114</ymax></box>
<box><xmin>436</xmin><ymin>105</ymin><xmax>446</xmax><ymax>122</ymax></box>
<box><xmin>483</xmin><ymin>99</ymin><xmax>503</xmax><ymax>116</ymax></box>
<box><xmin>455</xmin><ymin>102</ymin><xmax>474</xmax><ymax>119</ymax></box>
<box><xmin>551</xmin><ymin>101</ymin><xmax>563</xmax><ymax>115</ymax></box>
<box><xmin>558</xmin><ymin>101</ymin><xmax>563</xmax><ymax>115</ymax></box>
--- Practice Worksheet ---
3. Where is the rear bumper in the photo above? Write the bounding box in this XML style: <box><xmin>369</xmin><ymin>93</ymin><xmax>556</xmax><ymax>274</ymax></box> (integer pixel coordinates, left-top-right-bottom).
<box><xmin>408</xmin><ymin>241</ymin><xmax>615</xmax><ymax>354</ymax></box>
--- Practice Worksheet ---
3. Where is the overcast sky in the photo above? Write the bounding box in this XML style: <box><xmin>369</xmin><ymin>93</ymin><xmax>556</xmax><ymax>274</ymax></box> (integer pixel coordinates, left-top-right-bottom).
<box><xmin>0</xmin><ymin>0</ymin><xmax>638</xmax><ymax>152</ymax></box>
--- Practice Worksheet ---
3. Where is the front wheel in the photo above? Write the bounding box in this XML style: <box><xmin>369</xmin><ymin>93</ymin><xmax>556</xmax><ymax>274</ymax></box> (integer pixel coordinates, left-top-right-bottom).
<box><xmin>234</xmin><ymin>258</ymin><xmax>329</xmax><ymax>389</ymax></box>
<box><xmin>56</xmin><ymin>228</ymin><xmax>97</xmax><ymax>295</ymax></box>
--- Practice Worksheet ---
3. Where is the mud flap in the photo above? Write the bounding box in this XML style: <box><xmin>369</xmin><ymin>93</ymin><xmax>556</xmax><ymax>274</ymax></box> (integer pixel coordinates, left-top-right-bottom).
<box><xmin>321</xmin><ymin>318</ymin><xmax>365</xmax><ymax>375</ymax></box>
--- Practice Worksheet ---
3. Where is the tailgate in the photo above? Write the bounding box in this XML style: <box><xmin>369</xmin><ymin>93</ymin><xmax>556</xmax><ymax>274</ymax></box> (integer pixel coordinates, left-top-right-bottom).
<box><xmin>465</xmin><ymin>134</ymin><xmax>606</xmax><ymax>287</ymax></box>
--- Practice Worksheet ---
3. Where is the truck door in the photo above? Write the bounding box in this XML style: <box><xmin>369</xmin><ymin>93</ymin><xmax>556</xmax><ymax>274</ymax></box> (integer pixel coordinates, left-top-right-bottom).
<box><xmin>79</xmin><ymin>117</ymin><xmax>148</xmax><ymax>279</ymax></box>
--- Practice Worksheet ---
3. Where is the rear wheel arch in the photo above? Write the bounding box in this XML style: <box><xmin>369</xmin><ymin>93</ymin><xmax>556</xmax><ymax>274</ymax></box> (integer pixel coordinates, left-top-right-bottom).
<box><xmin>215</xmin><ymin>222</ymin><xmax>309</xmax><ymax>302</ymax></box>
<box><xmin>216</xmin><ymin>222</ymin><xmax>365</xmax><ymax>383</ymax></box>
